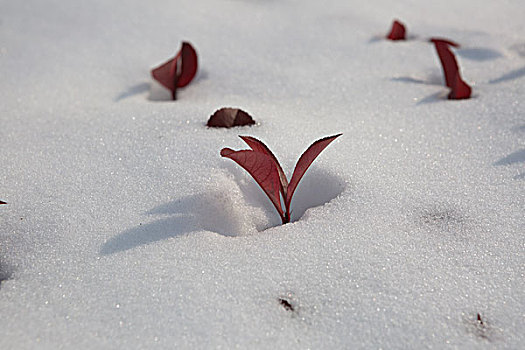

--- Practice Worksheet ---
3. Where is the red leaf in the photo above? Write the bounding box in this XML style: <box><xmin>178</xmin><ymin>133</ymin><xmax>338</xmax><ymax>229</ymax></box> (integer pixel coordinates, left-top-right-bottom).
<box><xmin>430</xmin><ymin>38</ymin><xmax>460</xmax><ymax>88</ymax></box>
<box><xmin>386</xmin><ymin>20</ymin><xmax>406</xmax><ymax>41</ymax></box>
<box><xmin>177</xmin><ymin>42</ymin><xmax>198</xmax><ymax>88</ymax></box>
<box><xmin>285</xmin><ymin>134</ymin><xmax>342</xmax><ymax>212</ymax></box>
<box><xmin>151</xmin><ymin>41</ymin><xmax>198</xmax><ymax>100</ymax></box>
<box><xmin>448</xmin><ymin>72</ymin><xmax>472</xmax><ymax>100</ymax></box>
<box><xmin>220</xmin><ymin>149</ymin><xmax>285</xmax><ymax>222</ymax></box>
<box><xmin>151</xmin><ymin>55</ymin><xmax>179</xmax><ymax>94</ymax></box>
<box><xmin>239</xmin><ymin>136</ymin><xmax>288</xmax><ymax>199</ymax></box>
<box><xmin>430</xmin><ymin>38</ymin><xmax>471</xmax><ymax>100</ymax></box>
<box><xmin>207</xmin><ymin>108</ymin><xmax>256</xmax><ymax>128</ymax></box>
<box><xmin>0</xmin><ymin>200</ymin><xmax>6</xmax><ymax>205</ymax></box>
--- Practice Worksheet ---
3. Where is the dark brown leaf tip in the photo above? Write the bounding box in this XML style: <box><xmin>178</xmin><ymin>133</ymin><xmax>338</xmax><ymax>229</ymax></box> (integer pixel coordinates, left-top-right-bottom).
<box><xmin>151</xmin><ymin>41</ymin><xmax>198</xmax><ymax>100</ymax></box>
<box><xmin>0</xmin><ymin>200</ymin><xmax>6</xmax><ymax>205</ymax></box>
<box><xmin>386</xmin><ymin>20</ymin><xmax>406</xmax><ymax>41</ymax></box>
<box><xmin>207</xmin><ymin>108</ymin><xmax>256</xmax><ymax>128</ymax></box>
<box><xmin>477</xmin><ymin>313</ymin><xmax>484</xmax><ymax>325</ymax></box>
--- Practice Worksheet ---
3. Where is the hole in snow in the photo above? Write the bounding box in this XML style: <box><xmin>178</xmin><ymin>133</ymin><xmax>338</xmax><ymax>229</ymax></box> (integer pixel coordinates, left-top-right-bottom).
<box><xmin>101</xmin><ymin>168</ymin><xmax>345</xmax><ymax>255</ymax></box>
<box><xmin>418</xmin><ymin>206</ymin><xmax>467</xmax><ymax>234</ymax></box>
<box><xmin>224</xmin><ymin>163</ymin><xmax>346</xmax><ymax>228</ymax></box>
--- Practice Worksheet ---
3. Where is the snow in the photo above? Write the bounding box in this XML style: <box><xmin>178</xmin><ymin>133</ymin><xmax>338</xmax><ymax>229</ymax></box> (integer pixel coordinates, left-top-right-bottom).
<box><xmin>1</xmin><ymin>0</ymin><xmax>524</xmax><ymax>348</ymax></box>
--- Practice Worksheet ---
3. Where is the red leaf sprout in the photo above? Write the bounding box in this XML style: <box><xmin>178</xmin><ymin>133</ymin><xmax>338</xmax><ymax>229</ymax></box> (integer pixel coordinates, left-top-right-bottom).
<box><xmin>386</xmin><ymin>20</ymin><xmax>406</xmax><ymax>41</ymax></box>
<box><xmin>430</xmin><ymin>38</ymin><xmax>472</xmax><ymax>100</ymax></box>
<box><xmin>207</xmin><ymin>108</ymin><xmax>256</xmax><ymax>128</ymax></box>
<box><xmin>221</xmin><ymin>134</ymin><xmax>342</xmax><ymax>224</ymax></box>
<box><xmin>151</xmin><ymin>42</ymin><xmax>198</xmax><ymax>100</ymax></box>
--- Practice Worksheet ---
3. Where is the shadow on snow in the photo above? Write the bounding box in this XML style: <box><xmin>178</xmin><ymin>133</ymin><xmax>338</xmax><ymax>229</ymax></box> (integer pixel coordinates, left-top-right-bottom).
<box><xmin>100</xmin><ymin>167</ymin><xmax>346</xmax><ymax>255</ymax></box>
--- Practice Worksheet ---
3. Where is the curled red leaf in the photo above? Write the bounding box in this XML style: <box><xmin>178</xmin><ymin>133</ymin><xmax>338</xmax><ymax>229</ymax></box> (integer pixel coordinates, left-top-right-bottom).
<box><xmin>430</xmin><ymin>38</ymin><xmax>471</xmax><ymax>100</ymax></box>
<box><xmin>386</xmin><ymin>20</ymin><xmax>406</xmax><ymax>41</ymax></box>
<box><xmin>220</xmin><ymin>149</ymin><xmax>284</xmax><ymax>220</ymax></box>
<box><xmin>221</xmin><ymin>134</ymin><xmax>342</xmax><ymax>224</ymax></box>
<box><xmin>177</xmin><ymin>43</ymin><xmax>198</xmax><ymax>88</ymax></box>
<box><xmin>239</xmin><ymin>136</ymin><xmax>288</xmax><ymax>199</ymax></box>
<box><xmin>151</xmin><ymin>42</ymin><xmax>198</xmax><ymax>100</ymax></box>
<box><xmin>207</xmin><ymin>108</ymin><xmax>256</xmax><ymax>128</ymax></box>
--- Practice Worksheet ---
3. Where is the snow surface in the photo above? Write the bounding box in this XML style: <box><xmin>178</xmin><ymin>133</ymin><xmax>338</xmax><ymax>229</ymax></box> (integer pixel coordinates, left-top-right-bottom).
<box><xmin>1</xmin><ymin>0</ymin><xmax>524</xmax><ymax>348</ymax></box>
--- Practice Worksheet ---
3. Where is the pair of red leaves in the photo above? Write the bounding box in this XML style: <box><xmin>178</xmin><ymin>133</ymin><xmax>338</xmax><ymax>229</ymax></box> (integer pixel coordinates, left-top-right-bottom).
<box><xmin>207</xmin><ymin>108</ymin><xmax>255</xmax><ymax>128</ymax></box>
<box><xmin>386</xmin><ymin>20</ymin><xmax>471</xmax><ymax>100</ymax></box>
<box><xmin>151</xmin><ymin>42</ymin><xmax>198</xmax><ymax>100</ymax></box>
<box><xmin>221</xmin><ymin>134</ymin><xmax>341</xmax><ymax>224</ymax></box>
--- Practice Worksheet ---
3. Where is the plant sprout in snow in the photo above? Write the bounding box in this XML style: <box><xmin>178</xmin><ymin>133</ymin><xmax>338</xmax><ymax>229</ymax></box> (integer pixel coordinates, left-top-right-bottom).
<box><xmin>221</xmin><ymin>134</ymin><xmax>341</xmax><ymax>224</ymax></box>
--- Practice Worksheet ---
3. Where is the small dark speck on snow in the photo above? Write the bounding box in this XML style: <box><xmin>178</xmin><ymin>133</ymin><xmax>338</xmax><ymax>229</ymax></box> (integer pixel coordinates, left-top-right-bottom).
<box><xmin>464</xmin><ymin>312</ymin><xmax>495</xmax><ymax>341</ymax></box>
<box><xmin>278</xmin><ymin>298</ymin><xmax>295</xmax><ymax>312</ymax></box>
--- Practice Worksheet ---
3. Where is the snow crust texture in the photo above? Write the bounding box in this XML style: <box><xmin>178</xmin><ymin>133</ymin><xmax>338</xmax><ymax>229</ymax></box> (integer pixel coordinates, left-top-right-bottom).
<box><xmin>0</xmin><ymin>0</ymin><xmax>524</xmax><ymax>348</ymax></box>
